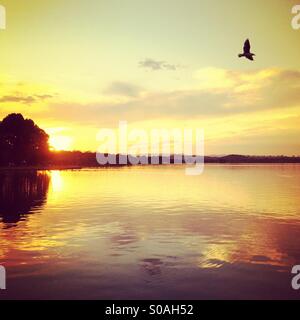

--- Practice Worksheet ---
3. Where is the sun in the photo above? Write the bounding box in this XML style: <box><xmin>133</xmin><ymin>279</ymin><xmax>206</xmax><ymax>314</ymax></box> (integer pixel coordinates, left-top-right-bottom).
<box><xmin>49</xmin><ymin>135</ymin><xmax>73</xmax><ymax>151</ymax></box>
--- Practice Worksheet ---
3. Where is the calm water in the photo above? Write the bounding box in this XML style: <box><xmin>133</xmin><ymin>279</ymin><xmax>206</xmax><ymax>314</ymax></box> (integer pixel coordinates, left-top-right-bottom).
<box><xmin>0</xmin><ymin>165</ymin><xmax>300</xmax><ymax>300</ymax></box>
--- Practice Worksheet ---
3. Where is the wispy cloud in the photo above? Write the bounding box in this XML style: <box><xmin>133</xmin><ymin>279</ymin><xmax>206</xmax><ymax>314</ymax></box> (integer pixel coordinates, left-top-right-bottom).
<box><xmin>0</xmin><ymin>95</ymin><xmax>36</xmax><ymax>104</ymax></box>
<box><xmin>139</xmin><ymin>58</ymin><xmax>179</xmax><ymax>71</ymax></box>
<box><xmin>39</xmin><ymin>68</ymin><xmax>300</xmax><ymax>126</ymax></box>
<box><xmin>3</xmin><ymin>68</ymin><xmax>300</xmax><ymax>154</ymax></box>
<box><xmin>104</xmin><ymin>81</ymin><xmax>142</xmax><ymax>97</ymax></box>
<box><xmin>0</xmin><ymin>93</ymin><xmax>54</xmax><ymax>105</ymax></box>
<box><xmin>15</xmin><ymin>67</ymin><xmax>298</xmax><ymax>155</ymax></box>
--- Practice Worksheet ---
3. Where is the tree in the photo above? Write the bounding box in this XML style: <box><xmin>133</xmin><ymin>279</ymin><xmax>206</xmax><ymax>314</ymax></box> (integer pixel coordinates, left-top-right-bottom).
<box><xmin>0</xmin><ymin>113</ymin><xmax>50</xmax><ymax>166</ymax></box>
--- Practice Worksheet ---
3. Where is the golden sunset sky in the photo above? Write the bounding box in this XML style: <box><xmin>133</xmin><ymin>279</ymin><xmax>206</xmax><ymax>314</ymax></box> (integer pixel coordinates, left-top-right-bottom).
<box><xmin>0</xmin><ymin>0</ymin><xmax>300</xmax><ymax>154</ymax></box>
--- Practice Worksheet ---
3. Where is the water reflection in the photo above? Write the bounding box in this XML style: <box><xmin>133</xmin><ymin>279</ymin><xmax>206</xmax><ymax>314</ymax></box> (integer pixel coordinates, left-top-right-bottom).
<box><xmin>0</xmin><ymin>166</ymin><xmax>300</xmax><ymax>299</ymax></box>
<box><xmin>0</xmin><ymin>171</ymin><xmax>50</xmax><ymax>225</ymax></box>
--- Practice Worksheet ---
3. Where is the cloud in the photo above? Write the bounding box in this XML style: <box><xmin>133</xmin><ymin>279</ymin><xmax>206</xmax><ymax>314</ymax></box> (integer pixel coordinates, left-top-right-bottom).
<box><xmin>25</xmin><ymin>67</ymin><xmax>300</xmax><ymax>154</ymax></box>
<box><xmin>104</xmin><ymin>81</ymin><xmax>142</xmax><ymax>97</ymax></box>
<box><xmin>31</xmin><ymin>68</ymin><xmax>300</xmax><ymax>127</ymax></box>
<box><xmin>0</xmin><ymin>93</ymin><xmax>54</xmax><ymax>105</ymax></box>
<box><xmin>35</xmin><ymin>94</ymin><xmax>54</xmax><ymax>100</ymax></box>
<box><xmin>139</xmin><ymin>58</ymin><xmax>179</xmax><ymax>71</ymax></box>
<box><xmin>0</xmin><ymin>95</ymin><xmax>36</xmax><ymax>104</ymax></box>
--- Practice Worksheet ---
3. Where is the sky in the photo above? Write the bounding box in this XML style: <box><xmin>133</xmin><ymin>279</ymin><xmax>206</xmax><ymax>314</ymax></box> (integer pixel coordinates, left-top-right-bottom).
<box><xmin>0</xmin><ymin>0</ymin><xmax>300</xmax><ymax>155</ymax></box>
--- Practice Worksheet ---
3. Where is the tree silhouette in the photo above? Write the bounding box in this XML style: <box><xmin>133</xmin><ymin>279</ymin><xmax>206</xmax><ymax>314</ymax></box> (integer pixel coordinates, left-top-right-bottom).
<box><xmin>0</xmin><ymin>113</ymin><xmax>49</xmax><ymax>166</ymax></box>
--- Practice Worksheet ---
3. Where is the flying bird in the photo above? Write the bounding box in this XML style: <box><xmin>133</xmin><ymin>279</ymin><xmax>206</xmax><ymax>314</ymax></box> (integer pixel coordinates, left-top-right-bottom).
<box><xmin>238</xmin><ymin>39</ymin><xmax>255</xmax><ymax>61</ymax></box>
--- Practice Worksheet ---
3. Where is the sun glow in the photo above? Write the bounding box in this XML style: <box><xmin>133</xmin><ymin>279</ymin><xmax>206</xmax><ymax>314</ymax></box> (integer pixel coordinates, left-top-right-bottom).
<box><xmin>49</xmin><ymin>135</ymin><xmax>73</xmax><ymax>151</ymax></box>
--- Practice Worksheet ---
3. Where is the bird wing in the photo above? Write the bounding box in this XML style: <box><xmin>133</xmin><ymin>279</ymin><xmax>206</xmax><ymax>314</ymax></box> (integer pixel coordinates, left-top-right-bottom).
<box><xmin>243</xmin><ymin>39</ymin><xmax>251</xmax><ymax>54</ymax></box>
<box><xmin>246</xmin><ymin>55</ymin><xmax>254</xmax><ymax>61</ymax></box>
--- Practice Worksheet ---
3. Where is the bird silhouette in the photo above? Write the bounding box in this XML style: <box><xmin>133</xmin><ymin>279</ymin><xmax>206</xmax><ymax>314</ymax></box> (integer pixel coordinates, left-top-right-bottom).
<box><xmin>238</xmin><ymin>39</ymin><xmax>255</xmax><ymax>61</ymax></box>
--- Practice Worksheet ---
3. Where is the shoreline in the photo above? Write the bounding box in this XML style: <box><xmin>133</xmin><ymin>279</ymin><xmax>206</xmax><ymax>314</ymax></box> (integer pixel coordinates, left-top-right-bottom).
<box><xmin>1</xmin><ymin>162</ymin><xmax>300</xmax><ymax>171</ymax></box>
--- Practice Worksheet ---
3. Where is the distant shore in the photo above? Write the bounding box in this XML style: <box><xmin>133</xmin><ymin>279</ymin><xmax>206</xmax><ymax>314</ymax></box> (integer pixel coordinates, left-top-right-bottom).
<box><xmin>1</xmin><ymin>154</ymin><xmax>300</xmax><ymax>171</ymax></box>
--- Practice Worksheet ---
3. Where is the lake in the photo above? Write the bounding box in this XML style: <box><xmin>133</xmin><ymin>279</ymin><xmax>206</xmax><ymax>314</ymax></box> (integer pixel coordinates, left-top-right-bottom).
<box><xmin>0</xmin><ymin>165</ymin><xmax>300</xmax><ymax>299</ymax></box>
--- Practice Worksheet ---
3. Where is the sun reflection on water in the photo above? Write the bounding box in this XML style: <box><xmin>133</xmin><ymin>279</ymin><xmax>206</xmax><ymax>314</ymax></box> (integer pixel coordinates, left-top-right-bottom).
<box><xmin>0</xmin><ymin>165</ymin><xmax>300</xmax><ymax>299</ymax></box>
<box><xmin>50</xmin><ymin>170</ymin><xmax>63</xmax><ymax>193</ymax></box>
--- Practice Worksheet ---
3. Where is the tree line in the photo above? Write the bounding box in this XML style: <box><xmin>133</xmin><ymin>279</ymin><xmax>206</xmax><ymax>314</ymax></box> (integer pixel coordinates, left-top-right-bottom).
<box><xmin>0</xmin><ymin>113</ymin><xmax>300</xmax><ymax>167</ymax></box>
